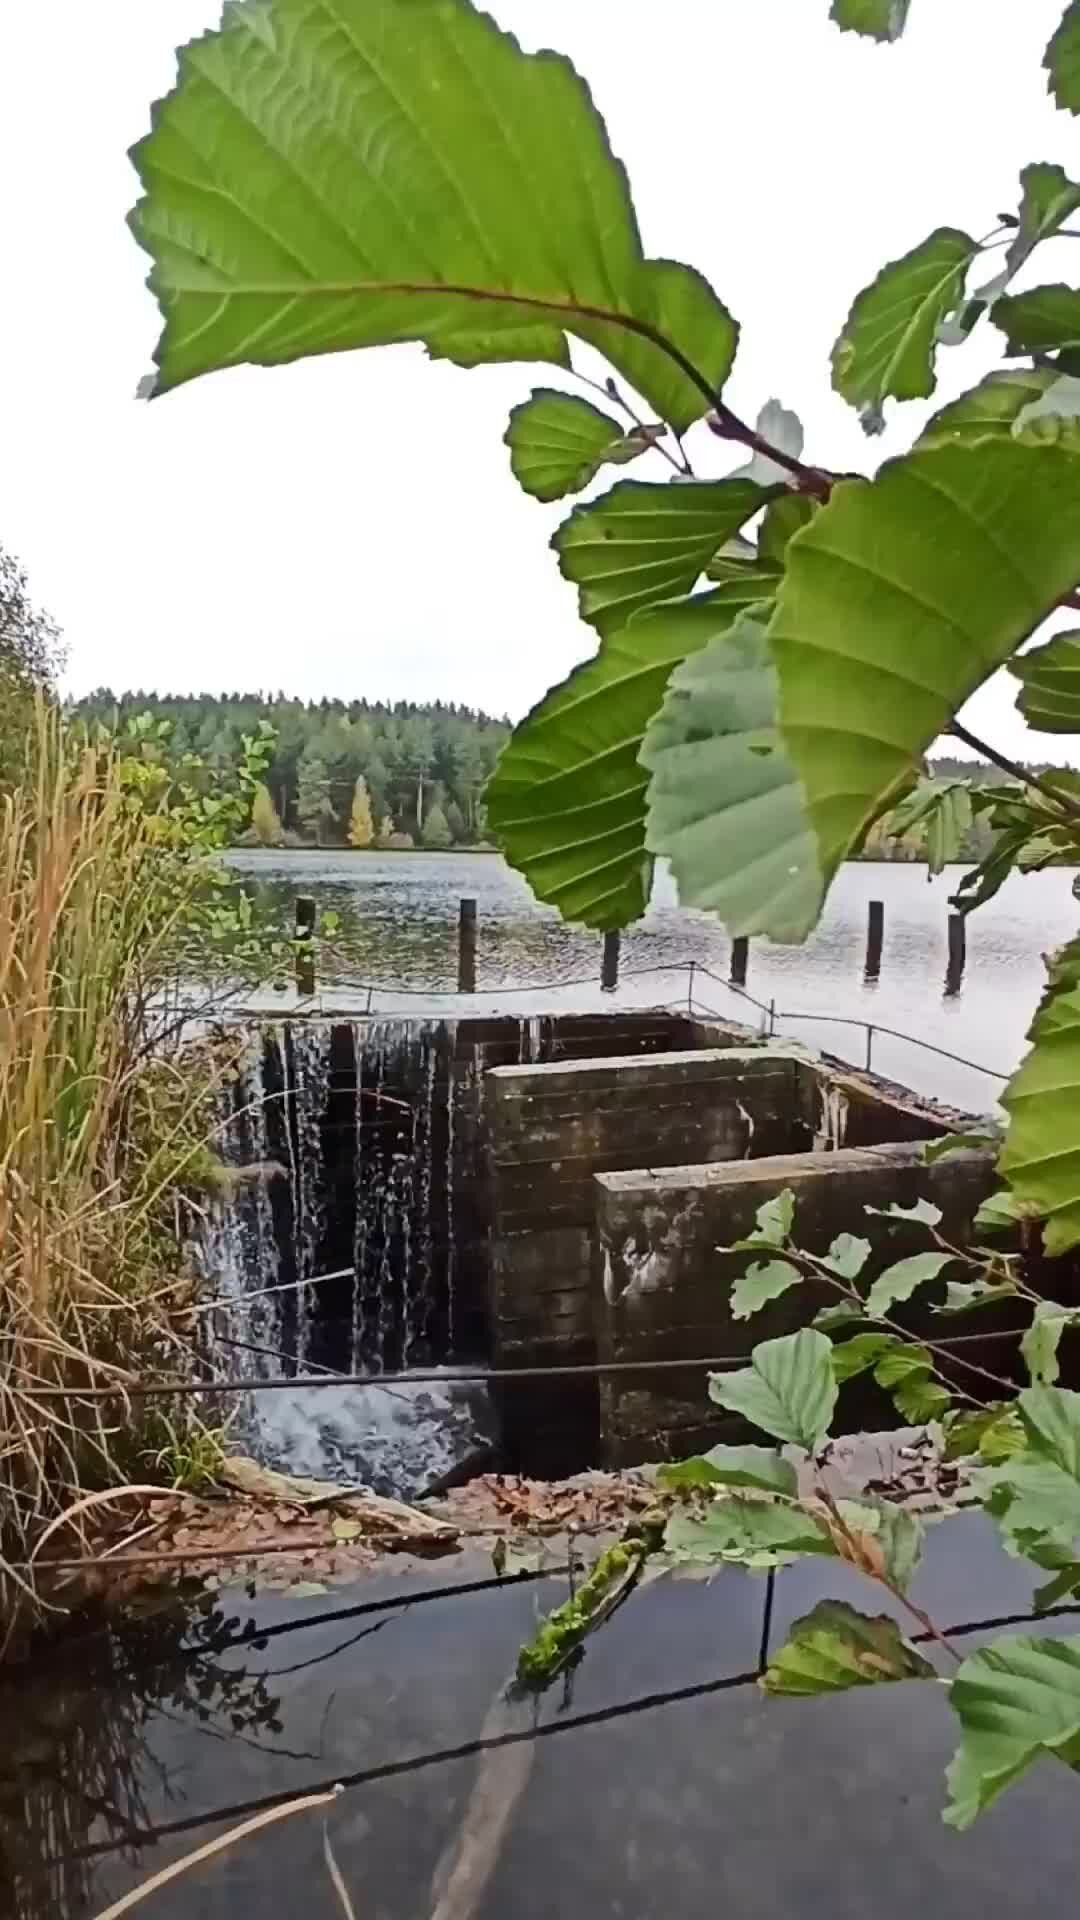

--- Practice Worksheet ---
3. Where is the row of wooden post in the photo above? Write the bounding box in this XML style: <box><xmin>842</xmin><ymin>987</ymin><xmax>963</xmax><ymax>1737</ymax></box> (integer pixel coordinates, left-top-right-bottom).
<box><xmin>293</xmin><ymin>894</ymin><xmax>969</xmax><ymax>999</ymax></box>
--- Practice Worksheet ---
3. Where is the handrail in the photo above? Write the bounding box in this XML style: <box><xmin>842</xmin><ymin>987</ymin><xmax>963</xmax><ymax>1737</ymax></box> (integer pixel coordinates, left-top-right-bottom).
<box><xmin>230</xmin><ymin>957</ymin><xmax>1010</xmax><ymax>1088</ymax></box>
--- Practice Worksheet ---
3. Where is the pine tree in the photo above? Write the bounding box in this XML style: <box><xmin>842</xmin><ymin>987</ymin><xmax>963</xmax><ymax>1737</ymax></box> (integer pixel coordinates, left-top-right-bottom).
<box><xmin>421</xmin><ymin>801</ymin><xmax>452</xmax><ymax>849</ymax></box>
<box><xmin>347</xmin><ymin>774</ymin><xmax>374</xmax><ymax>848</ymax></box>
<box><xmin>251</xmin><ymin>780</ymin><xmax>285</xmax><ymax>847</ymax></box>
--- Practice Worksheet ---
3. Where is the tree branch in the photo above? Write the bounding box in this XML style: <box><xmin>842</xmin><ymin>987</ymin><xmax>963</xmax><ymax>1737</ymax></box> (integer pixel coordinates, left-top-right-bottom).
<box><xmin>706</xmin><ymin>405</ymin><xmax>835</xmax><ymax>499</ymax></box>
<box><xmin>949</xmin><ymin>721</ymin><xmax>1080</xmax><ymax>822</ymax></box>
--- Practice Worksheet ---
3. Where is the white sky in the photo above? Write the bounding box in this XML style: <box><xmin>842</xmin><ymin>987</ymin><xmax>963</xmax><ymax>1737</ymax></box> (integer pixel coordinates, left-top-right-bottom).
<box><xmin>1</xmin><ymin>0</ymin><xmax>1078</xmax><ymax>754</ymax></box>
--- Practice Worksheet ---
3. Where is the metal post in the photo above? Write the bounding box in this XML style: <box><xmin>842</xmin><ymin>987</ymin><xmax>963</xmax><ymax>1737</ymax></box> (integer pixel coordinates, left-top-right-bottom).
<box><xmin>687</xmin><ymin>959</ymin><xmax>696</xmax><ymax>1014</ymax></box>
<box><xmin>768</xmin><ymin>998</ymin><xmax>777</xmax><ymax>1038</ymax></box>
<box><xmin>601</xmin><ymin>929</ymin><xmax>621</xmax><ymax>994</ymax></box>
<box><xmin>945</xmin><ymin>912</ymin><xmax>967</xmax><ymax>997</ymax></box>
<box><xmin>730</xmin><ymin>937</ymin><xmax>749</xmax><ymax>988</ymax></box>
<box><xmin>457</xmin><ymin>897</ymin><xmax>477</xmax><ymax>993</ymax></box>
<box><xmin>865</xmin><ymin>899</ymin><xmax>884</xmax><ymax>981</ymax></box>
<box><xmin>295</xmin><ymin>895</ymin><xmax>316</xmax><ymax>997</ymax></box>
<box><xmin>865</xmin><ymin>1024</ymin><xmax>874</xmax><ymax>1073</ymax></box>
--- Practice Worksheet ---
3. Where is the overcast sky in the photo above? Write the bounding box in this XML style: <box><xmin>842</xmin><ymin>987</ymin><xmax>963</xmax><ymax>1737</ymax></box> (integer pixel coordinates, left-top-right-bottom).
<box><xmin>1</xmin><ymin>0</ymin><xmax>1078</xmax><ymax>754</ymax></box>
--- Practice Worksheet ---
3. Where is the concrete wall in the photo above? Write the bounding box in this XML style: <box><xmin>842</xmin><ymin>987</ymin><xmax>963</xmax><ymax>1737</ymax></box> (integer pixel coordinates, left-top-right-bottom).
<box><xmin>487</xmin><ymin>1047</ymin><xmax>806</xmax><ymax>1470</ymax></box>
<box><xmin>594</xmin><ymin>1143</ymin><xmax>997</xmax><ymax>1465</ymax></box>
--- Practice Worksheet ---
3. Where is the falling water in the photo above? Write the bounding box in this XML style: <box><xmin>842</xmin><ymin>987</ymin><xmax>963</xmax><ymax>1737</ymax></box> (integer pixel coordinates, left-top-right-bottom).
<box><xmin>201</xmin><ymin>1017</ymin><xmax>499</xmax><ymax>1495</ymax></box>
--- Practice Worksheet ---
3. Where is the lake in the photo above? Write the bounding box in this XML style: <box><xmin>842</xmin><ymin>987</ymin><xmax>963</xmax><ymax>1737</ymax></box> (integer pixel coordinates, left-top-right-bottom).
<box><xmin>225</xmin><ymin>852</ymin><xmax>1079</xmax><ymax>1112</ymax></box>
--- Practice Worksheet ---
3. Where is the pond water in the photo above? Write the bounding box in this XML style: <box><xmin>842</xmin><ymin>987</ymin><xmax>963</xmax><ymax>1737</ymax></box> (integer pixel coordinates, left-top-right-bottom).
<box><xmin>6</xmin><ymin>1514</ymin><xmax>1078</xmax><ymax>1920</ymax></box>
<box><xmin>226</xmin><ymin>851</ymin><xmax>1079</xmax><ymax>1111</ymax></box>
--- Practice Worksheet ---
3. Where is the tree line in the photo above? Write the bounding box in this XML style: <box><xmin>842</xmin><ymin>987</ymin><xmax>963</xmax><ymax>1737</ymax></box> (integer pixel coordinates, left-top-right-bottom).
<box><xmin>67</xmin><ymin>690</ymin><xmax>512</xmax><ymax>849</ymax></box>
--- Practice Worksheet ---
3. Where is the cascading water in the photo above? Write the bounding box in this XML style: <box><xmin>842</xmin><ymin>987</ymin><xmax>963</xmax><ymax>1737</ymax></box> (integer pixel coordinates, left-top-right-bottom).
<box><xmin>200</xmin><ymin>1019</ymin><xmax>498</xmax><ymax>1498</ymax></box>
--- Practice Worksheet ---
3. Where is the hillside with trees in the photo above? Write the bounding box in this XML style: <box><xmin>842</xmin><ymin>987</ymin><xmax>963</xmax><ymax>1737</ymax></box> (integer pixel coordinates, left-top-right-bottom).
<box><xmin>67</xmin><ymin>692</ymin><xmax>511</xmax><ymax>849</ymax></box>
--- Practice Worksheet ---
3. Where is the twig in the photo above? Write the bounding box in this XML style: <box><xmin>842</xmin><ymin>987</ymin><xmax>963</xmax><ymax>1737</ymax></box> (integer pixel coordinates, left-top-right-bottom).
<box><xmin>91</xmin><ymin>1786</ymin><xmax>343</xmax><ymax>1919</ymax></box>
<box><xmin>815</xmin><ymin>1483</ymin><xmax>961</xmax><ymax>1664</ymax></box>
<box><xmin>707</xmin><ymin>404</ymin><xmax>834</xmax><ymax>499</ymax></box>
<box><xmin>949</xmin><ymin>720</ymin><xmax>1080</xmax><ymax>822</ymax></box>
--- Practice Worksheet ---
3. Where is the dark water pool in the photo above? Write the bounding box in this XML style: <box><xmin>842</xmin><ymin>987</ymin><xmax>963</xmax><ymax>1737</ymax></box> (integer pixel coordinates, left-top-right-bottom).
<box><xmin>5</xmin><ymin>1513</ymin><xmax>1079</xmax><ymax>1919</ymax></box>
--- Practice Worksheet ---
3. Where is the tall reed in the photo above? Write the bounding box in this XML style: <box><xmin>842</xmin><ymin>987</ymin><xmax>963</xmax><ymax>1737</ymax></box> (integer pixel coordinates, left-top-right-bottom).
<box><xmin>0</xmin><ymin>705</ymin><xmax>240</xmax><ymax>1629</ymax></box>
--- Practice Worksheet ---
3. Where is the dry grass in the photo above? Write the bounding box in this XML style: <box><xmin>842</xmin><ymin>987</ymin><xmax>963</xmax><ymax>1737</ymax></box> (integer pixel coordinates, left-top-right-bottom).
<box><xmin>0</xmin><ymin>705</ymin><xmax>239</xmax><ymax>1632</ymax></box>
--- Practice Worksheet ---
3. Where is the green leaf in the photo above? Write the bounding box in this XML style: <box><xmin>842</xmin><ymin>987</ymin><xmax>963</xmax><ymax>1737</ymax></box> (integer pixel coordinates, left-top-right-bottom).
<box><xmin>731</xmin><ymin>1259</ymin><xmax>803</xmax><ymax>1321</ymax></box>
<box><xmin>920</xmin><ymin>1128</ymin><xmax>1002</xmax><ymax>1164</ymax></box>
<box><xmin>823</xmin><ymin>1233</ymin><xmax>872</xmax><ymax>1280</ymax></box>
<box><xmin>639</xmin><ymin>613</ymin><xmax>825</xmax><ymax>941</ymax></box>
<box><xmin>973</xmin><ymin>1188</ymin><xmax>1028</xmax><ymax>1236</ymax></box>
<box><xmin>1022</xmin><ymin>1302</ymin><xmax>1075</xmax><ymax>1386</ymax></box>
<box><xmin>1046</xmin><ymin>2</ymin><xmax>1080</xmax><ymax>114</ymax></box>
<box><xmin>994</xmin><ymin>283</ymin><xmax>1080</xmax><ymax>358</ymax></box>
<box><xmin>755</xmin><ymin>1188</ymin><xmax>796</xmax><ymax>1246</ymax></box>
<box><xmin>709</xmin><ymin>1329</ymin><xmax>837</xmax><ymax>1450</ymax></box>
<box><xmin>975</xmin><ymin>1456</ymin><xmax>1080</xmax><ymax>1558</ymax></box>
<box><xmin>758</xmin><ymin>494</ymin><xmax>818</xmax><ymax>565</ymax></box>
<box><xmin>935</xmin><ymin>1277</ymin><xmax>1016</xmax><ymax>1315</ymax></box>
<box><xmin>658</xmin><ymin>1444</ymin><xmax>798</xmax><ymax>1497</ymax></box>
<box><xmin>942</xmin><ymin>1405</ymin><xmax>1026</xmax><ymax>1463</ymax></box>
<box><xmin>1010</xmin><ymin>631</ymin><xmax>1080</xmax><ymax>732</ymax></box>
<box><xmin>554</xmin><ymin>479</ymin><xmax>777</xmax><ymax>639</ymax></box>
<box><xmin>129</xmin><ymin>0</ymin><xmax>736</xmax><ymax>429</ymax></box>
<box><xmin>1013</xmin><ymin>374</ymin><xmax>1080</xmax><ymax>446</ymax></box>
<box><xmin>866</xmin><ymin>1253</ymin><xmax>953</xmax><ymax>1318</ymax></box>
<box><xmin>1020</xmin><ymin>1384</ymin><xmax>1080</xmax><ymax>1478</ymax></box>
<box><xmin>763</xmin><ymin>1599</ymin><xmax>934</xmax><ymax>1697</ymax></box>
<box><xmin>945</xmin><ymin>1635</ymin><xmax>1080</xmax><ymax>1828</ymax></box>
<box><xmin>879</xmin><ymin>779</ymin><xmax>972</xmax><ymax>873</ymax></box>
<box><xmin>485</xmin><ymin>585</ymin><xmax>748</xmax><ymax>929</ymax></box>
<box><xmin>1035</xmin><ymin>1562</ymin><xmax>1080</xmax><ymax>1610</ymax></box>
<box><xmin>997</xmin><ymin>164</ymin><xmax>1080</xmax><ymax>288</ymax></box>
<box><xmin>768</xmin><ymin>441</ymin><xmax>1080</xmax><ymax>916</ymax></box>
<box><xmin>865</xmin><ymin>1197</ymin><xmax>944</xmax><ymax>1226</ymax></box>
<box><xmin>831</xmin><ymin>1332</ymin><xmax>899</xmax><ymax>1384</ymax></box>
<box><xmin>874</xmin><ymin>1342</ymin><xmax>934</xmax><ymax>1388</ymax></box>
<box><xmin>663</xmin><ymin>1494</ymin><xmax>833</xmax><ymax>1570</ymax></box>
<box><xmin>814</xmin><ymin>1302</ymin><xmax>867</xmax><ymax>1333</ymax></box>
<box><xmin>1002</xmin><ymin>949</ymin><xmax>1080</xmax><ymax>1253</ymax></box>
<box><xmin>920</xmin><ymin>369</ymin><xmax>1080</xmax><ymax>449</ymax></box>
<box><xmin>829</xmin><ymin>0</ymin><xmax>913</xmax><ymax>43</ymax></box>
<box><xmin>871</xmin><ymin>1343</ymin><xmax>950</xmax><ymax>1421</ymax></box>
<box><xmin>504</xmin><ymin>389</ymin><xmax>655</xmax><ymax>502</ymax></box>
<box><xmin>832</xmin><ymin>229</ymin><xmax>977</xmax><ymax>429</ymax></box>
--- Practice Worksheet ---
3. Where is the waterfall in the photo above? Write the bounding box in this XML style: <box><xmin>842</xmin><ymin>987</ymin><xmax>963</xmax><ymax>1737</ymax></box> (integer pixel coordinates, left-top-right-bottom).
<box><xmin>200</xmin><ymin>1017</ymin><xmax>499</xmax><ymax>1496</ymax></box>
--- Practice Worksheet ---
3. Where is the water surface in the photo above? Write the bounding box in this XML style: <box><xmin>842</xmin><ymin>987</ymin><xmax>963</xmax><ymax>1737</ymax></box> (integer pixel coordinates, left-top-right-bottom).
<box><xmin>226</xmin><ymin>851</ymin><xmax>1079</xmax><ymax>1110</ymax></box>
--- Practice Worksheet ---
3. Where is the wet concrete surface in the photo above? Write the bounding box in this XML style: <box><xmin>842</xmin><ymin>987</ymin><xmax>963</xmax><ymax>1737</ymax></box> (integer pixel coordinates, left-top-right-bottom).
<box><xmin>4</xmin><ymin>1515</ymin><xmax>1078</xmax><ymax>1919</ymax></box>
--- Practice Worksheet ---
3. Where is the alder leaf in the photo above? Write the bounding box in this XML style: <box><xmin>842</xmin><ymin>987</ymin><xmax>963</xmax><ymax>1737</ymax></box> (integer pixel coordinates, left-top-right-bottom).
<box><xmin>708</xmin><ymin>1329</ymin><xmax>837</xmax><ymax>1450</ymax></box>
<box><xmin>763</xmin><ymin>1599</ymin><xmax>934</xmax><ymax>1696</ymax></box>
<box><xmin>130</xmin><ymin>0</ymin><xmax>736</xmax><ymax>429</ymax></box>
<box><xmin>832</xmin><ymin>228</ymin><xmax>978</xmax><ymax>428</ymax></box>
<box><xmin>505</xmin><ymin>389</ymin><xmax>656</xmax><ymax>502</ymax></box>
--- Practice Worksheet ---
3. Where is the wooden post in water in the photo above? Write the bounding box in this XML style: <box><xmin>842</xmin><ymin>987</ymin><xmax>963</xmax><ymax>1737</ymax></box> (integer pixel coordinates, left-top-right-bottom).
<box><xmin>457</xmin><ymin>897</ymin><xmax>478</xmax><ymax>993</ymax></box>
<box><xmin>295</xmin><ymin>895</ymin><xmax>316</xmax><ymax>997</ymax></box>
<box><xmin>601</xmin><ymin>929</ymin><xmax>621</xmax><ymax>993</ymax></box>
<box><xmin>945</xmin><ymin>912</ymin><xmax>967</xmax><ymax>997</ymax></box>
<box><xmin>730</xmin><ymin>937</ymin><xmax>749</xmax><ymax>988</ymax></box>
<box><xmin>865</xmin><ymin>899</ymin><xmax>885</xmax><ymax>981</ymax></box>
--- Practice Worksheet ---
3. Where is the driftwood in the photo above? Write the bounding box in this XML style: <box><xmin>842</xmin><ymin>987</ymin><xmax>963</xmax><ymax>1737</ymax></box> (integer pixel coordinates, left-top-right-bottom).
<box><xmin>217</xmin><ymin>1456</ymin><xmax>458</xmax><ymax>1547</ymax></box>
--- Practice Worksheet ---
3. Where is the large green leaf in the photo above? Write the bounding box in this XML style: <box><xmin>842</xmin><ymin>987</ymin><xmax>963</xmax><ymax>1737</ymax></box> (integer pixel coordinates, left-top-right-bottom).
<box><xmin>664</xmin><ymin>1495</ymin><xmax>834</xmax><ymax>1570</ymax></box>
<box><xmin>920</xmin><ymin>370</ymin><xmax>1077</xmax><ymax>448</ymax></box>
<box><xmin>768</xmin><ymin>441</ymin><xmax>1080</xmax><ymax>911</ymax></box>
<box><xmin>1002</xmin><ymin>944</ymin><xmax>1080</xmax><ymax>1253</ymax></box>
<box><xmin>1046</xmin><ymin>2</ymin><xmax>1080</xmax><ymax>115</ymax></box>
<box><xmin>504</xmin><ymin>389</ymin><xmax>654</xmax><ymax>502</ymax></box>
<box><xmin>831</xmin><ymin>229</ymin><xmax>977</xmax><ymax>428</ymax></box>
<box><xmin>763</xmin><ymin>1600</ymin><xmax>933</xmax><ymax>1696</ymax></box>
<box><xmin>708</xmin><ymin>1329</ymin><xmax>837</xmax><ymax>1451</ymax></box>
<box><xmin>829</xmin><ymin>0</ymin><xmax>912</xmax><ymax>42</ymax></box>
<box><xmin>994</xmin><ymin>283</ymin><xmax>1080</xmax><ymax>357</ymax></box>
<box><xmin>657</xmin><ymin>1444</ymin><xmax>798</xmax><ymax>1496</ymax></box>
<box><xmin>1020</xmin><ymin>1383</ymin><xmax>1080</xmax><ymax>1478</ymax></box>
<box><xmin>485</xmin><ymin>582</ymin><xmax>760</xmax><ymax>928</ymax></box>
<box><xmin>945</xmin><ymin>1635</ymin><xmax>1080</xmax><ymax>1828</ymax></box>
<box><xmin>129</xmin><ymin>0</ymin><xmax>736</xmax><ymax>428</ymax></box>
<box><xmin>1010</xmin><ymin>631</ymin><xmax>1080</xmax><ymax>732</ymax></box>
<box><xmin>554</xmin><ymin>479</ymin><xmax>777</xmax><ymax>638</ymax></box>
<box><xmin>639</xmin><ymin>612</ymin><xmax>825</xmax><ymax>941</ymax></box>
<box><xmin>830</xmin><ymin>1332</ymin><xmax>899</xmax><ymax>1384</ymax></box>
